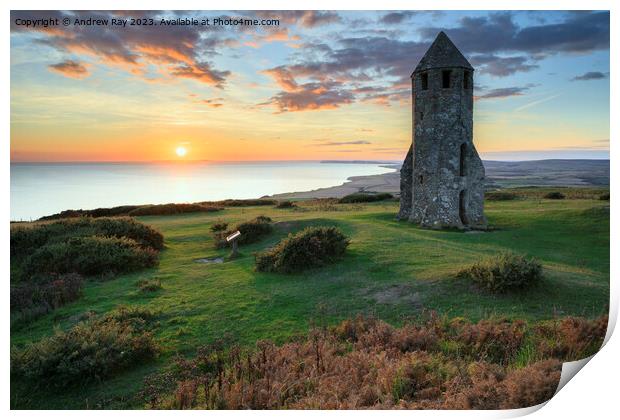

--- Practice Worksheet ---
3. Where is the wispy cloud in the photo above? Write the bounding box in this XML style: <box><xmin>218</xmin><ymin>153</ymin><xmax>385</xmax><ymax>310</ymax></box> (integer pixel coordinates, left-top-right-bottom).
<box><xmin>48</xmin><ymin>60</ymin><xmax>90</xmax><ymax>79</ymax></box>
<box><xmin>313</xmin><ymin>140</ymin><xmax>371</xmax><ymax>147</ymax></box>
<box><xmin>476</xmin><ymin>86</ymin><xmax>530</xmax><ymax>100</ymax></box>
<box><xmin>514</xmin><ymin>93</ymin><xmax>561</xmax><ymax>112</ymax></box>
<box><xmin>571</xmin><ymin>71</ymin><xmax>608</xmax><ymax>81</ymax></box>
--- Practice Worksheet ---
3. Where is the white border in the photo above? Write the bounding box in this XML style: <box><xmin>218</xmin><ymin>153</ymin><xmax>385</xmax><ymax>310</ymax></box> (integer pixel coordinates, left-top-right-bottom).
<box><xmin>3</xmin><ymin>1</ymin><xmax>617</xmax><ymax>418</ymax></box>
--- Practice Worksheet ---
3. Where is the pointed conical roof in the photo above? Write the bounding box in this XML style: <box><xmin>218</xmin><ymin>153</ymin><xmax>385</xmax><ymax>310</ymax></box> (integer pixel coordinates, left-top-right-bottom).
<box><xmin>412</xmin><ymin>31</ymin><xmax>472</xmax><ymax>75</ymax></box>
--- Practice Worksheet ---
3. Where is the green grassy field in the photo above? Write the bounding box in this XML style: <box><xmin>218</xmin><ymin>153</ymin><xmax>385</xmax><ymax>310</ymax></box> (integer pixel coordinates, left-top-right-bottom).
<box><xmin>10</xmin><ymin>194</ymin><xmax>609</xmax><ymax>408</ymax></box>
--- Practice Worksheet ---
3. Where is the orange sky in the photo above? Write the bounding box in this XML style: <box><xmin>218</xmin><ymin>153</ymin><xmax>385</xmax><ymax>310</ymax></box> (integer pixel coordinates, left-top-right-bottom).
<box><xmin>10</xmin><ymin>10</ymin><xmax>610</xmax><ymax>162</ymax></box>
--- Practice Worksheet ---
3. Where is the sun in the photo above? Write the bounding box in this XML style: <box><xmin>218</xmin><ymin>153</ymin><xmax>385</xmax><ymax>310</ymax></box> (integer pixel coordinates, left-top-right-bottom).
<box><xmin>175</xmin><ymin>146</ymin><xmax>187</xmax><ymax>157</ymax></box>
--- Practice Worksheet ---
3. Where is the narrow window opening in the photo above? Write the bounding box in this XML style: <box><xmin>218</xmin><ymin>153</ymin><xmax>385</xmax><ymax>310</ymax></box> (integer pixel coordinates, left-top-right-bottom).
<box><xmin>459</xmin><ymin>190</ymin><xmax>468</xmax><ymax>225</ymax></box>
<box><xmin>459</xmin><ymin>143</ymin><xmax>467</xmax><ymax>176</ymax></box>
<box><xmin>442</xmin><ymin>70</ymin><xmax>452</xmax><ymax>88</ymax></box>
<box><xmin>419</xmin><ymin>111</ymin><xmax>424</xmax><ymax>121</ymax></box>
<box><xmin>463</xmin><ymin>71</ymin><xmax>470</xmax><ymax>89</ymax></box>
<box><xmin>419</xmin><ymin>175</ymin><xmax>424</xmax><ymax>184</ymax></box>
<box><xmin>421</xmin><ymin>73</ymin><xmax>428</xmax><ymax>90</ymax></box>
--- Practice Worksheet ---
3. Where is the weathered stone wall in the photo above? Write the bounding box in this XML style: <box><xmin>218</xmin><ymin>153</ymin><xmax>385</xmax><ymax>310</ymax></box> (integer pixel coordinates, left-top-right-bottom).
<box><xmin>397</xmin><ymin>145</ymin><xmax>413</xmax><ymax>220</ymax></box>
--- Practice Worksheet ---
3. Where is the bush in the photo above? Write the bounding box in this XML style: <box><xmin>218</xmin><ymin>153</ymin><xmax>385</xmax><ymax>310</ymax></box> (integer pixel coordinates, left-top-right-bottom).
<box><xmin>458</xmin><ymin>253</ymin><xmax>543</xmax><ymax>293</ymax></box>
<box><xmin>11</xmin><ymin>217</ymin><xmax>163</xmax><ymax>282</ymax></box>
<box><xmin>24</xmin><ymin>236</ymin><xmax>158</xmax><ymax>278</ymax></box>
<box><xmin>599</xmin><ymin>192</ymin><xmax>610</xmax><ymax>200</ymax></box>
<box><xmin>11</xmin><ymin>217</ymin><xmax>163</xmax><ymax>256</ymax></box>
<box><xmin>214</xmin><ymin>216</ymin><xmax>273</xmax><ymax>248</ymax></box>
<box><xmin>200</xmin><ymin>199</ymin><xmax>277</xmax><ymax>207</ymax></box>
<box><xmin>137</xmin><ymin>278</ymin><xmax>162</xmax><ymax>292</ymax></box>
<box><xmin>38</xmin><ymin>203</ymin><xmax>222</xmax><ymax>220</ymax></box>
<box><xmin>486</xmin><ymin>191</ymin><xmax>518</xmax><ymax>201</ymax></box>
<box><xmin>128</xmin><ymin>203</ymin><xmax>222</xmax><ymax>216</ymax></box>
<box><xmin>543</xmin><ymin>192</ymin><xmax>565</xmax><ymax>200</ymax></box>
<box><xmin>39</xmin><ymin>205</ymin><xmax>142</xmax><ymax>221</ymax></box>
<box><xmin>255</xmin><ymin>226</ymin><xmax>350</xmax><ymax>273</ymax></box>
<box><xmin>456</xmin><ymin>319</ymin><xmax>526</xmax><ymax>364</ymax></box>
<box><xmin>90</xmin><ymin>217</ymin><xmax>164</xmax><ymax>250</ymax></box>
<box><xmin>210</xmin><ymin>221</ymin><xmax>228</xmax><ymax>232</ymax></box>
<box><xmin>11</xmin><ymin>273</ymin><xmax>84</xmax><ymax>325</ymax></box>
<box><xmin>138</xmin><ymin>314</ymin><xmax>605</xmax><ymax>409</ymax></box>
<box><xmin>338</xmin><ymin>192</ymin><xmax>393</xmax><ymax>203</ymax></box>
<box><xmin>276</xmin><ymin>200</ymin><xmax>296</xmax><ymax>209</ymax></box>
<box><xmin>11</xmin><ymin>306</ymin><xmax>158</xmax><ymax>387</ymax></box>
<box><xmin>534</xmin><ymin>315</ymin><xmax>608</xmax><ymax>361</ymax></box>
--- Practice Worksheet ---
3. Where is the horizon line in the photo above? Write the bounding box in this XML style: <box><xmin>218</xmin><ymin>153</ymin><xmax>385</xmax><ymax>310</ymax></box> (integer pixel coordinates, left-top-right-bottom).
<box><xmin>10</xmin><ymin>157</ymin><xmax>610</xmax><ymax>164</ymax></box>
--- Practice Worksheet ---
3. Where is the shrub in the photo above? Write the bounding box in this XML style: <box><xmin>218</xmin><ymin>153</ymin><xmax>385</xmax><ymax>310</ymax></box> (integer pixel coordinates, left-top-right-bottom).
<box><xmin>24</xmin><ymin>236</ymin><xmax>158</xmax><ymax>278</ymax></box>
<box><xmin>11</xmin><ymin>217</ymin><xmax>162</xmax><ymax>281</ymax></box>
<box><xmin>38</xmin><ymin>205</ymin><xmax>142</xmax><ymax>221</ymax></box>
<box><xmin>543</xmin><ymin>191</ymin><xmax>565</xmax><ymax>199</ymax></box>
<box><xmin>456</xmin><ymin>319</ymin><xmax>526</xmax><ymax>364</ymax></box>
<box><xmin>486</xmin><ymin>191</ymin><xmax>518</xmax><ymax>201</ymax></box>
<box><xmin>338</xmin><ymin>192</ymin><xmax>393</xmax><ymax>203</ymax></box>
<box><xmin>214</xmin><ymin>216</ymin><xmax>273</xmax><ymax>248</ymax></box>
<box><xmin>11</xmin><ymin>217</ymin><xmax>163</xmax><ymax>257</ymax></box>
<box><xmin>535</xmin><ymin>315</ymin><xmax>608</xmax><ymax>361</ymax></box>
<box><xmin>444</xmin><ymin>359</ymin><xmax>561</xmax><ymax>409</ymax></box>
<box><xmin>599</xmin><ymin>192</ymin><xmax>610</xmax><ymax>200</ymax></box>
<box><xmin>210</xmin><ymin>221</ymin><xmax>228</xmax><ymax>232</ymax></box>
<box><xmin>276</xmin><ymin>200</ymin><xmax>296</xmax><ymax>209</ymax></box>
<box><xmin>90</xmin><ymin>217</ymin><xmax>164</xmax><ymax>250</ymax></box>
<box><xmin>138</xmin><ymin>314</ymin><xmax>599</xmax><ymax>409</ymax></box>
<box><xmin>38</xmin><ymin>203</ymin><xmax>222</xmax><ymax>220</ymax></box>
<box><xmin>255</xmin><ymin>226</ymin><xmax>350</xmax><ymax>273</ymax></box>
<box><xmin>499</xmin><ymin>359</ymin><xmax>561</xmax><ymax>409</ymax></box>
<box><xmin>10</xmin><ymin>273</ymin><xmax>84</xmax><ymax>325</ymax></box>
<box><xmin>137</xmin><ymin>278</ymin><xmax>162</xmax><ymax>293</ymax></box>
<box><xmin>200</xmin><ymin>199</ymin><xmax>277</xmax><ymax>207</ymax></box>
<box><xmin>11</xmin><ymin>307</ymin><xmax>158</xmax><ymax>387</ymax></box>
<box><xmin>457</xmin><ymin>253</ymin><xmax>543</xmax><ymax>293</ymax></box>
<box><xmin>10</xmin><ymin>224</ymin><xmax>51</xmax><ymax>263</ymax></box>
<box><xmin>128</xmin><ymin>203</ymin><xmax>222</xmax><ymax>216</ymax></box>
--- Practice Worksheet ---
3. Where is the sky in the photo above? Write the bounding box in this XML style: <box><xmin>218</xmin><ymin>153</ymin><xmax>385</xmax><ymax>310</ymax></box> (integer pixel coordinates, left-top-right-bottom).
<box><xmin>10</xmin><ymin>10</ymin><xmax>610</xmax><ymax>162</ymax></box>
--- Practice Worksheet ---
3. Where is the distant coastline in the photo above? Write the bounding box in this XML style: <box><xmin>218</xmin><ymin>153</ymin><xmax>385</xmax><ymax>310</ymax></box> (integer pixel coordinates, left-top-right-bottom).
<box><xmin>10</xmin><ymin>159</ymin><xmax>610</xmax><ymax>220</ymax></box>
<box><xmin>273</xmin><ymin>159</ymin><xmax>610</xmax><ymax>199</ymax></box>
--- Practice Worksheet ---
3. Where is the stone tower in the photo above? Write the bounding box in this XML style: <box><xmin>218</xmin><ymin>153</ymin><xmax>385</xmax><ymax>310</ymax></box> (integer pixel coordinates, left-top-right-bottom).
<box><xmin>398</xmin><ymin>31</ymin><xmax>487</xmax><ymax>229</ymax></box>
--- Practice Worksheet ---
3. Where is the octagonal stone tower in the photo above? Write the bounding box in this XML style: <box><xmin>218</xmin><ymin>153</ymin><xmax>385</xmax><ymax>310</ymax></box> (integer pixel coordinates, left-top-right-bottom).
<box><xmin>398</xmin><ymin>31</ymin><xmax>487</xmax><ymax>229</ymax></box>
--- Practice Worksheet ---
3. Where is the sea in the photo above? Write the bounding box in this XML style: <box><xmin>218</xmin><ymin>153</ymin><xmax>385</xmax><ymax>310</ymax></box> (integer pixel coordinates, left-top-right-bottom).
<box><xmin>10</xmin><ymin>161</ymin><xmax>395</xmax><ymax>221</ymax></box>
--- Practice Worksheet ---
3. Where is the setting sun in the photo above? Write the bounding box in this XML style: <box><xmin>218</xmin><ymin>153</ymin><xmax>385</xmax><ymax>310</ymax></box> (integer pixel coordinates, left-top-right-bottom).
<box><xmin>175</xmin><ymin>146</ymin><xmax>187</xmax><ymax>157</ymax></box>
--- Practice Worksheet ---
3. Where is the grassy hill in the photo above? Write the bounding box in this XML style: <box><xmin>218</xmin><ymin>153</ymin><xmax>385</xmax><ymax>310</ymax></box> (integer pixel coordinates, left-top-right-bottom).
<box><xmin>10</xmin><ymin>190</ymin><xmax>609</xmax><ymax>408</ymax></box>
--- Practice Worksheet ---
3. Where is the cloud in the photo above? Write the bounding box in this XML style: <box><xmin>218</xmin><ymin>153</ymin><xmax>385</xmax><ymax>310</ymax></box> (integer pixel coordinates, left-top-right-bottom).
<box><xmin>571</xmin><ymin>71</ymin><xmax>608</xmax><ymax>81</ymax></box>
<box><xmin>469</xmin><ymin>54</ymin><xmax>538</xmax><ymax>76</ymax></box>
<box><xmin>251</xmin><ymin>11</ymin><xmax>341</xmax><ymax>28</ymax></box>
<box><xmin>197</xmin><ymin>98</ymin><xmax>224</xmax><ymax>108</ymax></box>
<box><xmin>475</xmin><ymin>86</ymin><xmax>530</xmax><ymax>100</ymax></box>
<box><xmin>12</xmin><ymin>10</ymin><xmax>232</xmax><ymax>87</ymax></box>
<box><xmin>245</xmin><ymin>28</ymin><xmax>301</xmax><ymax>49</ymax></box>
<box><xmin>299</xmin><ymin>11</ymin><xmax>341</xmax><ymax>27</ymax></box>
<box><xmin>170</xmin><ymin>63</ymin><xmax>230</xmax><ymax>88</ymax></box>
<box><xmin>315</xmin><ymin>140</ymin><xmax>371</xmax><ymax>146</ymax></box>
<box><xmin>261</xmin><ymin>66</ymin><xmax>298</xmax><ymax>91</ymax></box>
<box><xmin>48</xmin><ymin>60</ymin><xmax>90</xmax><ymax>79</ymax></box>
<box><xmin>262</xmin><ymin>81</ymin><xmax>354</xmax><ymax>112</ymax></box>
<box><xmin>419</xmin><ymin>11</ymin><xmax>609</xmax><ymax>56</ymax></box>
<box><xmin>379</xmin><ymin>12</ymin><xmax>417</xmax><ymax>24</ymax></box>
<box><xmin>262</xmin><ymin>36</ymin><xmax>427</xmax><ymax>111</ymax></box>
<box><xmin>514</xmin><ymin>94</ymin><xmax>561</xmax><ymax>111</ymax></box>
<box><xmin>262</xmin><ymin>11</ymin><xmax>607</xmax><ymax>112</ymax></box>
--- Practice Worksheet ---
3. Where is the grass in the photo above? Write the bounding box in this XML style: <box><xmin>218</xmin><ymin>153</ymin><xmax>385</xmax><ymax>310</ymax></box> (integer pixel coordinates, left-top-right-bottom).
<box><xmin>10</xmin><ymin>191</ymin><xmax>609</xmax><ymax>408</ymax></box>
